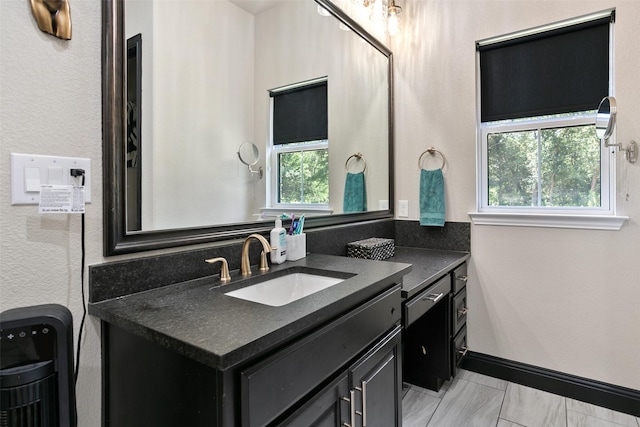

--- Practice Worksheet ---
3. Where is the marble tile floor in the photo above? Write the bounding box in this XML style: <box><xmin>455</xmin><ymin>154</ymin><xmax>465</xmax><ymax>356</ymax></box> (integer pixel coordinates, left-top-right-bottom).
<box><xmin>402</xmin><ymin>369</ymin><xmax>640</xmax><ymax>427</ymax></box>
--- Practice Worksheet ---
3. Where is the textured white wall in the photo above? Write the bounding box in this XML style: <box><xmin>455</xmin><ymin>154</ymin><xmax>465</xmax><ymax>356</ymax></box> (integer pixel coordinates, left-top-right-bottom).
<box><xmin>391</xmin><ymin>0</ymin><xmax>640</xmax><ymax>391</ymax></box>
<box><xmin>0</xmin><ymin>0</ymin><xmax>103</xmax><ymax>424</ymax></box>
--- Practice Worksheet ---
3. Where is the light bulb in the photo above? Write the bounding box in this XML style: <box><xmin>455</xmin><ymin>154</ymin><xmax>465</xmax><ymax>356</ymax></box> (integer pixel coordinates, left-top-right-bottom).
<box><xmin>387</xmin><ymin>8</ymin><xmax>400</xmax><ymax>35</ymax></box>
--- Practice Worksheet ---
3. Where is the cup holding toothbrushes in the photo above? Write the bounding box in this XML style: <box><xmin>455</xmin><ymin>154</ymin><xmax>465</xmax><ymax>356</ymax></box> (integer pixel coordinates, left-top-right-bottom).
<box><xmin>285</xmin><ymin>214</ymin><xmax>306</xmax><ymax>260</ymax></box>
<box><xmin>285</xmin><ymin>233</ymin><xmax>306</xmax><ymax>261</ymax></box>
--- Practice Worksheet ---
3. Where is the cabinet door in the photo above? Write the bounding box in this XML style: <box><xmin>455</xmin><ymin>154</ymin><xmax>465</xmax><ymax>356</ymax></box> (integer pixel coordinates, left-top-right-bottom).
<box><xmin>277</xmin><ymin>373</ymin><xmax>350</xmax><ymax>427</ymax></box>
<box><xmin>350</xmin><ymin>326</ymin><xmax>402</xmax><ymax>427</ymax></box>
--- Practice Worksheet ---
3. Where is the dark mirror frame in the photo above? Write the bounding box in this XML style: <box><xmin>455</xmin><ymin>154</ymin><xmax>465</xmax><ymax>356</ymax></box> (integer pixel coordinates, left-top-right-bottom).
<box><xmin>102</xmin><ymin>0</ymin><xmax>394</xmax><ymax>256</ymax></box>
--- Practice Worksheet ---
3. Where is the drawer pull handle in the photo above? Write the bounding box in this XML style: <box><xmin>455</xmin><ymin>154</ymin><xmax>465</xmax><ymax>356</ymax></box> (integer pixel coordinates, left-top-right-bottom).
<box><xmin>341</xmin><ymin>390</ymin><xmax>356</xmax><ymax>427</ymax></box>
<box><xmin>458</xmin><ymin>307</ymin><xmax>469</xmax><ymax>316</ymax></box>
<box><xmin>458</xmin><ymin>346</ymin><xmax>469</xmax><ymax>357</ymax></box>
<box><xmin>422</xmin><ymin>292</ymin><xmax>445</xmax><ymax>303</ymax></box>
<box><xmin>457</xmin><ymin>275</ymin><xmax>468</xmax><ymax>283</ymax></box>
<box><xmin>359</xmin><ymin>382</ymin><xmax>368</xmax><ymax>426</ymax></box>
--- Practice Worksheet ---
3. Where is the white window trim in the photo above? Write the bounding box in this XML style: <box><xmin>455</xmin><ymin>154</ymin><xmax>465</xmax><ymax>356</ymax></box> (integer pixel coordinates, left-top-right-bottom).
<box><xmin>471</xmin><ymin>116</ymin><xmax>627</xmax><ymax>230</ymax></box>
<box><xmin>480</xmin><ymin>115</ymin><xmax>614</xmax><ymax>214</ymax></box>
<box><xmin>468</xmin><ymin>212</ymin><xmax>627</xmax><ymax>230</ymax></box>
<box><xmin>268</xmin><ymin>139</ymin><xmax>330</xmax><ymax>210</ymax></box>
<box><xmin>470</xmin><ymin>12</ymin><xmax>627</xmax><ymax>230</ymax></box>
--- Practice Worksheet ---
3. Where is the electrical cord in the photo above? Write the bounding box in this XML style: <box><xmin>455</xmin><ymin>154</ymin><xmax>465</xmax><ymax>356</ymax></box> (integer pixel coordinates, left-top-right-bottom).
<box><xmin>70</xmin><ymin>169</ymin><xmax>87</xmax><ymax>385</ymax></box>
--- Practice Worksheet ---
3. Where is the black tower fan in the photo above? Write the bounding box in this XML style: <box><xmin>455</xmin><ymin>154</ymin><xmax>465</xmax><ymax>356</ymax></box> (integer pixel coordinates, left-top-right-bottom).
<box><xmin>1</xmin><ymin>304</ymin><xmax>76</xmax><ymax>427</ymax></box>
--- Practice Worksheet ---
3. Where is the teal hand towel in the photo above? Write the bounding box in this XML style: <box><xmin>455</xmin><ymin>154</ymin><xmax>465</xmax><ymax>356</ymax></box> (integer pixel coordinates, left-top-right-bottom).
<box><xmin>420</xmin><ymin>168</ymin><xmax>445</xmax><ymax>226</ymax></box>
<box><xmin>344</xmin><ymin>172</ymin><xmax>367</xmax><ymax>212</ymax></box>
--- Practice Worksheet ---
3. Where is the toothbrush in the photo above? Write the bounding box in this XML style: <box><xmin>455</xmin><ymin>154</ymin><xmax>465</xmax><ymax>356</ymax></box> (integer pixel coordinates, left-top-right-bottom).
<box><xmin>289</xmin><ymin>214</ymin><xmax>296</xmax><ymax>235</ymax></box>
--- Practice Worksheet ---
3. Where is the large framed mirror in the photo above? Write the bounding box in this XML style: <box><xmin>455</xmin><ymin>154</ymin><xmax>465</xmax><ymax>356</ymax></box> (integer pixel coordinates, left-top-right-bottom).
<box><xmin>103</xmin><ymin>0</ymin><xmax>394</xmax><ymax>256</ymax></box>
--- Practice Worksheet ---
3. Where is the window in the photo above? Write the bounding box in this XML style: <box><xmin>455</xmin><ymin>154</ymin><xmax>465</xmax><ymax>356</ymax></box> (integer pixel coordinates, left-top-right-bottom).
<box><xmin>274</xmin><ymin>141</ymin><xmax>329</xmax><ymax>205</ymax></box>
<box><xmin>269</xmin><ymin>79</ymin><xmax>329</xmax><ymax>208</ymax></box>
<box><xmin>483</xmin><ymin>115</ymin><xmax>605</xmax><ymax>209</ymax></box>
<box><xmin>471</xmin><ymin>10</ymin><xmax>626</xmax><ymax>229</ymax></box>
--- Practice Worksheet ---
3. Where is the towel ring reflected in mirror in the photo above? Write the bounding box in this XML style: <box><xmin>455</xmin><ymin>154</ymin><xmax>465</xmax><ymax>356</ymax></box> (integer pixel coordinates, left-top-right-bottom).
<box><xmin>345</xmin><ymin>152</ymin><xmax>367</xmax><ymax>173</ymax></box>
<box><xmin>237</xmin><ymin>142</ymin><xmax>263</xmax><ymax>178</ymax></box>
<box><xmin>419</xmin><ymin>147</ymin><xmax>446</xmax><ymax>170</ymax></box>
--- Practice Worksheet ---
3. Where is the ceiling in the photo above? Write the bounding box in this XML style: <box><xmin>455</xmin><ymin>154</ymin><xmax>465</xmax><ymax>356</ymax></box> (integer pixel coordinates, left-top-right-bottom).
<box><xmin>229</xmin><ymin>0</ymin><xmax>294</xmax><ymax>15</ymax></box>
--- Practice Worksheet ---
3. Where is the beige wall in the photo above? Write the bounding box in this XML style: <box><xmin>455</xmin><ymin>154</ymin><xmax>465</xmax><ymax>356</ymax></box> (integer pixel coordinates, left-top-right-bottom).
<box><xmin>391</xmin><ymin>0</ymin><xmax>640</xmax><ymax>391</ymax></box>
<box><xmin>1</xmin><ymin>1</ymin><xmax>638</xmax><ymax>425</ymax></box>
<box><xmin>0</xmin><ymin>0</ymin><xmax>103</xmax><ymax>424</ymax></box>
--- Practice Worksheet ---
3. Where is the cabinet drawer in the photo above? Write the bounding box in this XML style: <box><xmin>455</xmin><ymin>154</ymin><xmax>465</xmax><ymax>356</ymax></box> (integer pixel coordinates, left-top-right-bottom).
<box><xmin>404</xmin><ymin>275</ymin><xmax>451</xmax><ymax>327</ymax></box>
<box><xmin>452</xmin><ymin>263</ymin><xmax>468</xmax><ymax>294</ymax></box>
<box><xmin>452</xmin><ymin>287</ymin><xmax>467</xmax><ymax>334</ymax></box>
<box><xmin>452</xmin><ymin>325</ymin><xmax>468</xmax><ymax>376</ymax></box>
<box><xmin>240</xmin><ymin>285</ymin><xmax>401</xmax><ymax>427</ymax></box>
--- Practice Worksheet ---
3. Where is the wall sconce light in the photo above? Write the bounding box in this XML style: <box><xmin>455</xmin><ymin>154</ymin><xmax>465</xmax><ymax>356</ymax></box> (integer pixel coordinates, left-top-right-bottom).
<box><xmin>353</xmin><ymin>0</ymin><xmax>402</xmax><ymax>36</ymax></box>
<box><xmin>387</xmin><ymin>0</ymin><xmax>402</xmax><ymax>36</ymax></box>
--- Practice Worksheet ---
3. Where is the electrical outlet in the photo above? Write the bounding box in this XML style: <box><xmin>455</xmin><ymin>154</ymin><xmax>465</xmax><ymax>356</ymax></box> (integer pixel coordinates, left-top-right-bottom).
<box><xmin>11</xmin><ymin>153</ymin><xmax>91</xmax><ymax>205</ymax></box>
<box><xmin>398</xmin><ymin>200</ymin><xmax>409</xmax><ymax>217</ymax></box>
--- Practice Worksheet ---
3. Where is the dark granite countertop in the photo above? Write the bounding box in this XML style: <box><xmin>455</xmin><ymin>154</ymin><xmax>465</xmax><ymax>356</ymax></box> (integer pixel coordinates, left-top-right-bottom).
<box><xmin>387</xmin><ymin>247</ymin><xmax>470</xmax><ymax>299</ymax></box>
<box><xmin>89</xmin><ymin>254</ymin><xmax>411</xmax><ymax>371</ymax></box>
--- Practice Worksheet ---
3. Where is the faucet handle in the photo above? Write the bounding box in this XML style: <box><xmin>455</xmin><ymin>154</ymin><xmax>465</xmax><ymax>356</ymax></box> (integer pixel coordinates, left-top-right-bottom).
<box><xmin>205</xmin><ymin>257</ymin><xmax>231</xmax><ymax>283</ymax></box>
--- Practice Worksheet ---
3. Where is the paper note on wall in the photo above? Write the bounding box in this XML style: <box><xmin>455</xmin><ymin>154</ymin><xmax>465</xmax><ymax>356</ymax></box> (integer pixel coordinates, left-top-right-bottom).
<box><xmin>38</xmin><ymin>185</ymin><xmax>85</xmax><ymax>214</ymax></box>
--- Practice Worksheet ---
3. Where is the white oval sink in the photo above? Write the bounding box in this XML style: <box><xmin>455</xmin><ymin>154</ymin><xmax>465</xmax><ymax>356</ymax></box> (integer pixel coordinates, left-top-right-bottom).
<box><xmin>225</xmin><ymin>273</ymin><xmax>345</xmax><ymax>307</ymax></box>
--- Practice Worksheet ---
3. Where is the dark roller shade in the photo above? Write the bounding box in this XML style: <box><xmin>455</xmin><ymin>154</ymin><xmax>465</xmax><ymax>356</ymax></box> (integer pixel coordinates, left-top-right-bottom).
<box><xmin>271</xmin><ymin>82</ymin><xmax>328</xmax><ymax>145</ymax></box>
<box><xmin>479</xmin><ymin>15</ymin><xmax>612</xmax><ymax>122</ymax></box>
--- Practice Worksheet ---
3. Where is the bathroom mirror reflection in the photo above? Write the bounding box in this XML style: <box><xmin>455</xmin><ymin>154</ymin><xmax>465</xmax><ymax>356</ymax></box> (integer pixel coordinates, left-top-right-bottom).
<box><xmin>595</xmin><ymin>96</ymin><xmax>616</xmax><ymax>140</ymax></box>
<box><xmin>103</xmin><ymin>0</ymin><xmax>394</xmax><ymax>255</ymax></box>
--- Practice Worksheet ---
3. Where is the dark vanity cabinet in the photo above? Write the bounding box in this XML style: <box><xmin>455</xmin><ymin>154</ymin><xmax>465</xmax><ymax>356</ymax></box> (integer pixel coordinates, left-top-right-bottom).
<box><xmin>102</xmin><ymin>284</ymin><xmax>403</xmax><ymax>427</ymax></box>
<box><xmin>451</xmin><ymin>263</ymin><xmax>469</xmax><ymax>375</ymax></box>
<box><xmin>402</xmin><ymin>275</ymin><xmax>452</xmax><ymax>391</ymax></box>
<box><xmin>278</xmin><ymin>371</ymin><xmax>350</xmax><ymax>426</ymax></box>
<box><xmin>401</xmin><ymin>258</ymin><xmax>470</xmax><ymax>392</ymax></box>
<box><xmin>280</xmin><ymin>325</ymin><xmax>402</xmax><ymax>427</ymax></box>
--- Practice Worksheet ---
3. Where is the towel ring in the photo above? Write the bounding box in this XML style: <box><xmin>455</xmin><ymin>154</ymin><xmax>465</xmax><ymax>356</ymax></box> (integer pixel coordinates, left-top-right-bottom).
<box><xmin>418</xmin><ymin>147</ymin><xmax>446</xmax><ymax>170</ymax></box>
<box><xmin>345</xmin><ymin>152</ymin><xmax>367</xmax><ymax>173</ymax></box>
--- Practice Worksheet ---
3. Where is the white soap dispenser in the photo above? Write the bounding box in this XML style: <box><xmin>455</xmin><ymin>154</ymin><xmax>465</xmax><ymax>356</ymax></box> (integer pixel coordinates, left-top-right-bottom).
<box><xmin>270</xmin><ymin>218</ymin><xmax>287</xmax><ymax>264</ymax></box>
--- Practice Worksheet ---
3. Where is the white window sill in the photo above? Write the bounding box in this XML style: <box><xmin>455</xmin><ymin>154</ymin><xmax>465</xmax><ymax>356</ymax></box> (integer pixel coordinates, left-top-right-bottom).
<box><xmin>260</xmin><ymin>207</ymin><xmax>333</xmax><ymax>218</ymax></box>
<box><xmin>468</xmin><ymin>212</ymin><xmax>628</xmax><ymax>230</ymax></box>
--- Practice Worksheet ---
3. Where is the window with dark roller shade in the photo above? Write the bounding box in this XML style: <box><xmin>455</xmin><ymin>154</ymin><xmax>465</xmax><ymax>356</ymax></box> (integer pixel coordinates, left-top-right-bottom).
<box><xmin>269</xmin><ymin>79</ymin><xmax>330</xmax><ymax>207</ymax></box>
<box><xmin>471</xmin><ymin>11</ymin><xmax>621</xmax><ymax>229</ymax></box>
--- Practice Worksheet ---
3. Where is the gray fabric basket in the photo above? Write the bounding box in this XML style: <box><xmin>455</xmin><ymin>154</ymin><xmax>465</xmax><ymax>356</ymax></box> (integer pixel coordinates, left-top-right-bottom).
<box><xmin>347</xmin><ymin>238</ymin><xmax>395</xmax><ymax>260</ymax></box>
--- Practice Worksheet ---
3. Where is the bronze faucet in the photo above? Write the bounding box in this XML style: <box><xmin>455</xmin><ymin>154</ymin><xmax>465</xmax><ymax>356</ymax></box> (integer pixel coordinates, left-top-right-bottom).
<box><xmin>241</xmin><ymin>234</ymin><xmax>273</xmax><ymax>276</ymax></box>
<box><xmin>205</xmin><ymin>257</ymin><xmax>231</xmax><ymax>283</ymax></box>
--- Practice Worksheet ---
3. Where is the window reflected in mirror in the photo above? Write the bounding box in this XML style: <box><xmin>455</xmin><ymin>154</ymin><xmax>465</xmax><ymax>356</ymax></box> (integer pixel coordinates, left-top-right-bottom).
<box><xmin>270</xmin><ymin>79</ymin><xmax>329</xmax><ymax>208</ymax></box>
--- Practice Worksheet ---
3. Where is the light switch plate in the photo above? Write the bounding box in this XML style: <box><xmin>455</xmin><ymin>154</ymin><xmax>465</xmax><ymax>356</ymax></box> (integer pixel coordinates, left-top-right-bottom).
<box><xmin>11</xmin><ymin>153</ymin><xmax>92</xmax><ymax>205</ymax></box>
<box><xmin>398</xmin><ymin>200</ymin><xmax>409</xmax><ymax>217</ymax></box>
